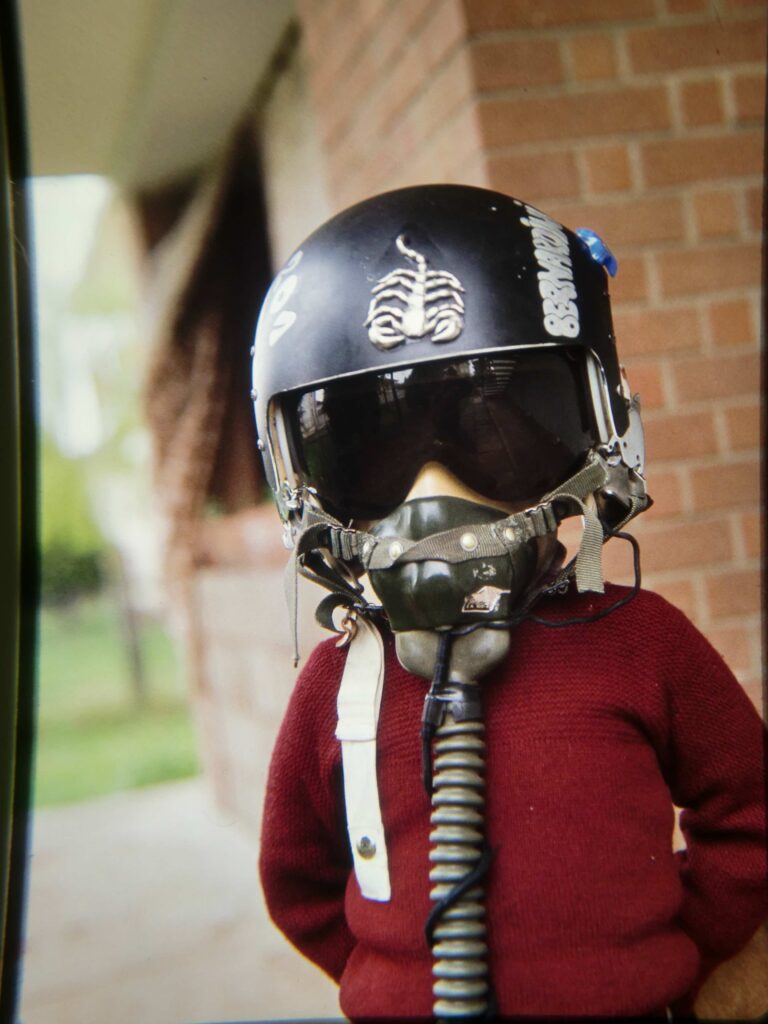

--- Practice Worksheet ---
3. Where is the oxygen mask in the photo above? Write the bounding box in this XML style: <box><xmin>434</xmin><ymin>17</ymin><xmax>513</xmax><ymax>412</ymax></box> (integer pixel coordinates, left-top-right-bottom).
<box><xmin>365</xmin><ymin>463</ymin><xmax>557</xmax><ymax>682</ymax></box>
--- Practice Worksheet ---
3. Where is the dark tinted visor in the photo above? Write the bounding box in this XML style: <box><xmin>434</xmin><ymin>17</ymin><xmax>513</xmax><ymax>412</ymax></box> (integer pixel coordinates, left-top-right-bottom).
<box><xmin>283</xmin><ymin>351</ymin><xmax>597</xmax><ymax>521</ymax></box>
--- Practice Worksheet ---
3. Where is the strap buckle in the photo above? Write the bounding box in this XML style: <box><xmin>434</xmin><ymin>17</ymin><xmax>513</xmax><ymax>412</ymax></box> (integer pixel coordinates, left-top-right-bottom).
<box><xmin>335</xmin><ymin>608</ymin><xmax>359</xmax><ymax>648</ymax></box>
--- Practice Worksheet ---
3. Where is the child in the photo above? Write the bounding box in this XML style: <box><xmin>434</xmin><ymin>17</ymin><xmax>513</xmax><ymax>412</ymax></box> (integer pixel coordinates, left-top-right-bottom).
<box><xmin>252</xmin><ymin>185</ymin><xmax>767</xmax><ymax>1019</ymax></box>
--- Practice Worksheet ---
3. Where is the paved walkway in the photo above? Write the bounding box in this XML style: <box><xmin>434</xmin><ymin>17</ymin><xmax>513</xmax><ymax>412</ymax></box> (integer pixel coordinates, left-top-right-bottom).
<box><xmin>19</xmin><ymin>778</ymin><xmax>342</xmax><ymax>1024</ymax></box>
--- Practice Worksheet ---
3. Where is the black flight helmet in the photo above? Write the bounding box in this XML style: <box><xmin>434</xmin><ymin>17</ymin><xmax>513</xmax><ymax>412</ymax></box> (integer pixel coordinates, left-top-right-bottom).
<box><xmin>252</xmin><ymin>184</ymin><xmax>646</xmax><ymax>535</ymax></box>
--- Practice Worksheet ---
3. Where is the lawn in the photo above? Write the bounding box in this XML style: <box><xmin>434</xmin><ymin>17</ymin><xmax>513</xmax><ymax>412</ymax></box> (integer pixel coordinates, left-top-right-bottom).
<box><xmin>34</xmin><ymin>593</ymin><xmax>199</xmax><ymax>806</ymax></box>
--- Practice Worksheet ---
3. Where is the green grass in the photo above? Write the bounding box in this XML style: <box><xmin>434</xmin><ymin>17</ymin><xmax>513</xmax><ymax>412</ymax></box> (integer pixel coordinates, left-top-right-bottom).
<box><xmin>34</xmin><ymin>593</ymin><xmax>199</xmax><ymax>806</ymax></box>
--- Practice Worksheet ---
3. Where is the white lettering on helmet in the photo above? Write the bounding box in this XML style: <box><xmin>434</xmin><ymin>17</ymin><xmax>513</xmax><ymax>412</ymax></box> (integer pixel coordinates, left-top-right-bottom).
<box><xmin>520</xmin><ymin>207</ymin><xmax>580</xmax><ymax>339</ymax></box>
<box><xmin>263</xmin><ymin>249</ymin><xmax>303</xmax><ymax>347</ymax></box>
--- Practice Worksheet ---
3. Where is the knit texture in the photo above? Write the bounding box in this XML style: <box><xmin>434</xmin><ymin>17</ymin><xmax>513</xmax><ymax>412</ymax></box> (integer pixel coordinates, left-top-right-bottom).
<box><xmin>259</xmin><ymin>585</ymin><xmax>767</xmax><ymax>1019</ymax></box>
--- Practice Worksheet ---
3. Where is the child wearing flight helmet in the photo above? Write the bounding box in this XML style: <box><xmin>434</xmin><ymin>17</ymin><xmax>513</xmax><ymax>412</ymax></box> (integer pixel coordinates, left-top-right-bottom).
<box><xmin>253</xmin><ymin>186</ymin><xmax>767</xmax><ymax>1020</ymax></box>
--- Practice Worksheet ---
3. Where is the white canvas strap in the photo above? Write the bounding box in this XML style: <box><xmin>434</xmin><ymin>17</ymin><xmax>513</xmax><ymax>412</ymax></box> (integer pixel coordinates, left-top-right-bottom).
<box><xmin>335</xmin><ymin>616</ymin><xmax>391</xmax><ymax>902</ymax></box>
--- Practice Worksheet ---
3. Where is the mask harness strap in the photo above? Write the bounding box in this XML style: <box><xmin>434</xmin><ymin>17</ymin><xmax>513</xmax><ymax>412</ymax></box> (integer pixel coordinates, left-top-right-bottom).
<box><xmin>540</xmin><ymin>452</ymin><xmax>612</xmax><ymax>595</ymax></box>
<box><xmin>284</xmin><ymin>451</ymin><xmax>622</xmax><ymax>658</ymax></box>
<box><xmin>283</xmin><ymin>506</ymin><xmax>373</xmax><ymax>665</ymax></box>
<box><xmin>334</xmin><ymin>614</ymin><xmax>391</xmax><ymax>901</ymax></box>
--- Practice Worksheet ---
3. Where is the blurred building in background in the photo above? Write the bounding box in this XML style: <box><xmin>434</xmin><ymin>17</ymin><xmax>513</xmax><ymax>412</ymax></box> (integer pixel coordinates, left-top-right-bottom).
<box><xmin>22</xmin><ymin>0</ymin><xmax>765</xmax><ymax>835</ymax></box>
<box><xmin>18</xmin><ymin>0</ymin><xmax>765</xmax><ymax>888</ymax></box>
<box><xmin>17</xmin><ymin>1</ymin><xmax>765</xmax><ymax>1019</ymax></box>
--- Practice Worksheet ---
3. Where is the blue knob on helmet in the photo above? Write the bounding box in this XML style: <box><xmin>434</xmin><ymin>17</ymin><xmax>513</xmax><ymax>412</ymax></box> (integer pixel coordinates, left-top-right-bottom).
<box><xmin>576</xmin><ymin>227</ymin><xmax>618</xmax><ymax>277</ymax></box>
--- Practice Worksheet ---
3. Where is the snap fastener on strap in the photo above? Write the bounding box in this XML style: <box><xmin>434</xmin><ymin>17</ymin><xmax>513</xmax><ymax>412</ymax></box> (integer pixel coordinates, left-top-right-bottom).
<box><xmin>356</xmin><ymin>836</ymin><xmax>376</xmax><ymax>858</ymax></box>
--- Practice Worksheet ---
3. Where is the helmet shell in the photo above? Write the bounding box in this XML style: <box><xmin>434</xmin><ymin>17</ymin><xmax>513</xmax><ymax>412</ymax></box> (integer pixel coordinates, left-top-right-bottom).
<box><xmin>253</xmin><ymin>185</ymin><xmax>628</xmax><ymax>455</ymax></box>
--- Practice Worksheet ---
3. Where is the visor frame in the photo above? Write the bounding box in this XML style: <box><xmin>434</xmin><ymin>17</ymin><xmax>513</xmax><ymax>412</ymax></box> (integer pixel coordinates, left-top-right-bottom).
<box><xmin>277</xmin><ymin>348</ymin><xmax>606</xmax><ymax>524</ymax></box>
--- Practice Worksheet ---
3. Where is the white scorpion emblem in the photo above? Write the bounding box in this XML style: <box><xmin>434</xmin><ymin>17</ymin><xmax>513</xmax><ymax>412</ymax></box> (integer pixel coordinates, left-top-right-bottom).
<box><xmin>365</xmin><ymin>234</ymin><xmax>465</xmax><ymax>350</ymax></box>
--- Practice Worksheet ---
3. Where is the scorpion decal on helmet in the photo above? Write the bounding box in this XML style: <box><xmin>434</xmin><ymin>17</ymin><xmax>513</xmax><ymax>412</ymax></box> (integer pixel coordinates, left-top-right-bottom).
<box><xmin>365</xmin><ymin>234</ymin><xmax>465</xmax><ymax>350</ymax></box>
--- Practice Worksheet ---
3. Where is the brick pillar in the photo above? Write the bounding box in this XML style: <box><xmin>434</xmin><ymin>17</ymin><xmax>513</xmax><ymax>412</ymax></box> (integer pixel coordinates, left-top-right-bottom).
<box><xmin>297</xmin><ymin>0</ymin><xmax>764</xmax><ymax>708</ymax></box>
<box><xmin>298</xmin><ymin>0</ymin><xmax>488</xmax><ymax>208</ymax></box>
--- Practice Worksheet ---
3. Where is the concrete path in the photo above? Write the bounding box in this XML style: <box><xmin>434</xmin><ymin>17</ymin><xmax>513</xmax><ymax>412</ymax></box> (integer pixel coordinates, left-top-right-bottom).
<box><xmin>19</xmin><ymin>778</ymin><xmax>342</xmax><ymax>1024</ymax></box>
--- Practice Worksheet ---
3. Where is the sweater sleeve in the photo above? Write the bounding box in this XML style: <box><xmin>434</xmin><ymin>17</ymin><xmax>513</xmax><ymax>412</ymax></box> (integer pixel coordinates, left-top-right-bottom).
<box><xmin>657</xmin><ymin>604</ymin><xmax>768</xmax><ymax>980</ymax></box>
<box><xmin>258</xmin><ymin>640</ymin><xmax>355</xmax><ymax>983</ymax></box>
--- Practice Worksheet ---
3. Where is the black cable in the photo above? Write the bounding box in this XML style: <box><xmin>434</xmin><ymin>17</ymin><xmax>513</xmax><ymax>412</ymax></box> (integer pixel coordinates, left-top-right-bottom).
<box><xmin>448</xmin><ymin>529</ymin><xmax>642</xmax><ymax>638</ymax></box>
<box><xmin>424</xmin><ymin>843</ymin><xmax>494</xmax><ymax>946</ymax></box>
<box><xmin>527</xmin><ymin>529</ymin><xmax>641</xmax><ymax>628</ymax></box>
<box><xmin>421</xmin><ymin>632</ymin><xmax>453</xmax><ymax>793</ymax></box>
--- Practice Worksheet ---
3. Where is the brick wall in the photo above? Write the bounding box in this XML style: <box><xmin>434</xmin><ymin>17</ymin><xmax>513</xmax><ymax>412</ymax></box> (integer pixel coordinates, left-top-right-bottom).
<box><xmin>298</xmin><ymin>0</ymin><xmax>488</xmax><ymax>206</ymax></box>
<box><xmin>180</xmin><ymin>0</ymin><xmax>764</xmax><ymax>827</ymax></box>
<box><xmin>295</xmin><ymin>0</ymin><xmax>765</xmax><ymax>709</ymax></box>
<box><xmin>183</xmin><ymin>507</ymin><xmax>326</xmax><ymax>833</ymax></box>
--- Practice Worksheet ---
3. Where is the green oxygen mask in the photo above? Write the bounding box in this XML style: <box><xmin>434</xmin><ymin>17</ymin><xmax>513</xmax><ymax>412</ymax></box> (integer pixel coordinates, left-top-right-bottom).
<box><xmin>367</xmin><ymin>495</ymin><xmax>542</xmax><ymax>682</ymax></box>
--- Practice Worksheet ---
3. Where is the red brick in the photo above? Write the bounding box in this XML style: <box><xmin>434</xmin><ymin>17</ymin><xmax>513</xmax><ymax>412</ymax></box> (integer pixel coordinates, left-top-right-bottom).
<box><xmin>318</xmin><ymin>0</ymin><xmax>439</xmax><ymax>147</ymax></box>
<box><xmin>745</xmin><ymin>186</ymin><xmax>763</xmax><ymax>233</ymax></box>
<box><xmin>422</xmin><ymin>0</ymin><xmax>468</xmax><ymax>75</ymax></box>
<box><xmin>338</xmin><ymin>41</ymin><xmax>473</xmax><ymax>181</ymax></box>
<box><xmin>324</xmin><ymin>0</ymin><xmax>390</xmax><ymax>44</ymax></box>
<box><xmin>297</xmin><ymin>0</ymin><xmax>352</xmax><ymax>63</ymax></box>
<box><xmin>651</xmin><ymin>577</ymin><xmax>698</xmax><ymax>621</ymax></box>
<box><xmin>548</xmin><ymin>196</ymin><xmax>685</xmax><ymax>248</ymax></box>
<box><xmin>644</xmin><ymin>410</ymin><xmax>719</xmax><ymax>461</ymax></box>
<box><xmin>583</xmin><ymin>144</ymin><xmax>632</xmax><ymax>193</ymax></box>
<box><xmin>486</xmin><ymin>151</ymin><xmax>580</xmax><ymax>202</ymax></box>
<box><xmin>691</xmin><ymin>459</ymin><xmax>760</xmax><ymax>510</ymax></box>
<box><xmin>196</xmin><ymin>509</ymin><xmax>287</xmax><ymax>570</ymax></box>
<box><xmin>741</xmin><ymin>676</ymin><xmax>763</xmax><ymax>716</ymax></box>
<box><xmin>681</xmin><ymin>79</ymin><xmax>725</xmax><ymax>127</ymax></box>
<box><xmin>462</xmin><ymin>0</ymin><xmax>655</xmax><ymax>31</ymax></box>
<box><xmin>627</xmin><ymin>18</ymin><xmax>766</xmax><ymax>73</ymax></box>
<box><xmin>395</xmin><ymin>0</ymin><xmax>439</xmax><ymax>40</ymax></box>
<box><xmin>404</xmin><ymin>48</ymin><xmax>476</xmax><ymax>146</ymax></box>
<box><xmin>478</xmin><ymin>86</ymin><xmax>670</xmax><ymax>148</ymax></box>
<box><xmin>600</xmin><ymin>530</ymin><xmax>636</xmax><ymax>585</ymax></box>
<box><xmin>656</xmin><ymin>243</ymin><xmax>761</xmax><ymax>298</ymax></box>
<box><xmin>315</xmin><ymin>25</ymin><xmax>398</xmax><ymax>144</ymax></box>
<box><xmin>666</xmin><ymin>0</ymin><xmax>709</xmax><ymax>12</ymax></box>
<box><xmin>432</xmin><ymin>103</ymin><xmax>485</xmax><ymax>177</ymax></box>
<box><xmin>641</xmin><ymin>517</ymin><xmax>733</xmax><ymax>573</ymax></box>
<box><xmin>638</xmin><ymin>496</ymin><xmax>670</xmax><ymax>525</ymax></box>
<box><xmin>377</xmin><ymin>40</ymin><xmax>436</xmax><ymax>131</ymax></box>
<box><xmin>709</xmin><ymin>298</ymin><xmax>756</xmax><ymax>347</ymax></box>
<box><xmin>613</xmin><ymin>306</ymin><xmax>701</xmax><ymax>357</ymax></box>
<box><xmin>724</xmin><ymin>402</ymin><xmax>760</xmax><ymax>450</ymax></box>
<box><xmin>306</xmin><ymin>0</ymin><xmax>391</xmax><ymax>98</ymax></box>
<box><xmin>741</xmin><ymin>510</ymin><xmax>762</xmax><ymax>558</ymax></box>
<box><xmin>623</xmin><ymin>361</ymin><xmax>665</xmax><ymax>409</ymax></box>
<box><xmin>641</xmin><ymin>131</ymin><xmax>763</xmax><ymax>187</ymax></box>
<box><xmin>611</xmin><ymin>256</ymin><xmax>649</xmax><ymax>303</ymax></box>
<box><xmin>644</xmin><ymin>468</ymin><xmax>685</xmax><ymax>518</ymax></box>
<box><xmin>672</xmin><ymin>351</ymin><xmax>759</xmax><ymax>403</ymax></box>
<box><xmin>470</xmin><ymin>37</ymin><xmax>563</xmax><ymax>91</ymax></box>
<box><xmin>693</xmin><ymin>190</ymin><xmax>740</xmax><ymax>239</ymax></box>
<box><xmin>704</xmin><ymin>567</ymin><xmax>761</xmax><ymax>617</ymax></box>
<box><xmin>567</xmin><ymin>32</ymin><xmax>618</xmax><ymax>82</ymax></box>
<box><xmin>733</xmin><ymin>71</ymin><xmax>767</xmax><ymax>123</ymax></box>
<box><xmin>318</xmin><ymin>0</ymin><xmax>447</xmax><ymax>146</ymax></box>
<box><xmin>707</xmin><ymin>623</ymin><xmax>755</xmax><ymax>672</ymax></box>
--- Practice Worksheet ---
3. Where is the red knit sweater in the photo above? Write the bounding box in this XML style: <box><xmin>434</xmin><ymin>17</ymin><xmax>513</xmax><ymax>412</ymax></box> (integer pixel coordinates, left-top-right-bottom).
<box><xmin>259</xmin><ymin>586</ymin><xmax>767</xmax><ymax>1019</ymax></box>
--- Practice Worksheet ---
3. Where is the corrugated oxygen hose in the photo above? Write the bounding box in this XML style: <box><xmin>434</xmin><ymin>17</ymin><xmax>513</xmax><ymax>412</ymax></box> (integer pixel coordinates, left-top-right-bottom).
<box><xmin>428</xmin><ymin>713</ymin><xmax>490</xmax><ymax>1019</ymax></box>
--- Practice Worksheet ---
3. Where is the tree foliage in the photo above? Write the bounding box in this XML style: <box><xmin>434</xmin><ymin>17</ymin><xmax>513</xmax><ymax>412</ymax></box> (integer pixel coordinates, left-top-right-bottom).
<box><xmin>40</xmin><ymin>435</ymin><xmax>106</xmax><ymax>603</ymax></box>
